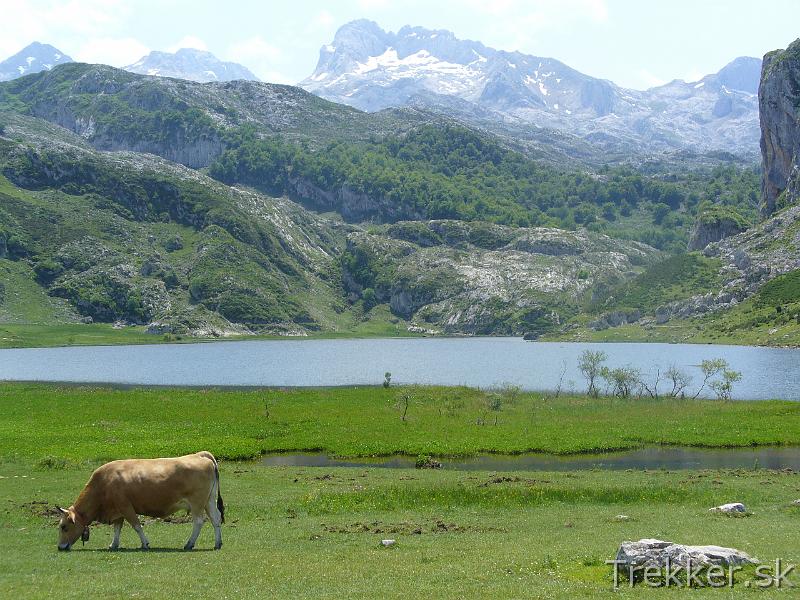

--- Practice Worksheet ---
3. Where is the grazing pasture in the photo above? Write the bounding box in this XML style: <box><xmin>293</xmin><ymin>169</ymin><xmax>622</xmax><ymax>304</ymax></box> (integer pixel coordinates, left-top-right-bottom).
<box><xmin>1</xmin><ymin>384</ymin><xmax>798</xmax><ymax>597</ymax></box>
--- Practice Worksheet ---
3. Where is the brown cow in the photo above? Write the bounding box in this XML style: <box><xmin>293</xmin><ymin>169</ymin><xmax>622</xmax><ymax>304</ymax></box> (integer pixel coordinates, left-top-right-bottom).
<box><xmin>57</xmin><ymin>451</ymin><xmax>224</xmax><ymax>551</ymax></box>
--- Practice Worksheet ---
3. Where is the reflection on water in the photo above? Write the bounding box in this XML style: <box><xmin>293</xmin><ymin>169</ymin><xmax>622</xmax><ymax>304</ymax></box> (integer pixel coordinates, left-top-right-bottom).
<box><xmin>261</xmin><ymin>447</ymin><xmax>800</xmax><ymax>471</ymax></box>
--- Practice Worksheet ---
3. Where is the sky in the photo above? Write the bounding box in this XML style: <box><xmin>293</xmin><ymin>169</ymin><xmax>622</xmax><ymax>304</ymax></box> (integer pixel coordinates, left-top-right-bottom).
<box><xmin>3</xmin><ymin>0</ymin><xmax>800</xmax><ymax>89</ymax></box>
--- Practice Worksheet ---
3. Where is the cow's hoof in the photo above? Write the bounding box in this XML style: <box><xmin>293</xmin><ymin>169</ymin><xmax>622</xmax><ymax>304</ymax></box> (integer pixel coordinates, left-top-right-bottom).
<box><xmin>214</xmin><ymin>543</ymin><xmax>222</xmax><ymax>550</ymax></box>
<box><xmin>108</xmin><ymin>545</ymin><xmax>119</xmax><ymax>551</ymax></box>
<box><xmin>183</xmin><ymin>543</ymin><xmax>194</xmax><ymax>551</ymax></box>
<box><xmin>140</xmin><ymin>544</ymin><xmax>150</xmax><ymax>551</ymax></box>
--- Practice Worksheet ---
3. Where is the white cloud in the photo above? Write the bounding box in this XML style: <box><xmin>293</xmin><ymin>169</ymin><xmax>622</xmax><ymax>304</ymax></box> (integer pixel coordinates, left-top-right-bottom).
<box><xmin>309</xmin><ymin>9</ymin><xmax>336</xmax><ymax>30</ymax></box>
<box><xmin>683</xmin><ymin>68</ymin><xmax>705</xmax><ymax>83</ymax></box>
<box><xmin>637</xmin><ymin>69</ymin><xmax>666</xmax><ymax>89</ymax></box>
<box><xmin>225</xmin><ymin>36</ymin><xmax>287</xmax><ymax>83</ymax></box>
<box><xmin>167</xmin><ymin>36</ymin><xmax>208</xmax><ymax>53</ymax></box>
<box><xmin>75</xmin><ymin>37</ymin><xmax>149</xmax><ymax>67</ymax></box>
<box><xmin>464</xmin><ymin>0</ymin><xmax>608</xmax><ymax>24</ymax></box>
<box><xmin>0</xmin><ymin>0</ymin><xmax>137</xmax><ymax>65</ymax></box>
<box><xmin>460</xmin><ymin>0</ymin><xmax>609</xmax><ymax>54</ymax></box>
<box><xmin>358</xmin><ymin>0</ymin><xmax>390</xmax><ymax>9</ymax></box>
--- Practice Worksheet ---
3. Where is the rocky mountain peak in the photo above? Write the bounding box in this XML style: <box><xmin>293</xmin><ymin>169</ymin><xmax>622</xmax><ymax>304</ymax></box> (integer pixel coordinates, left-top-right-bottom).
<box><xmin>0</xmin><ymin>42</ymin><xmax>73</xmax><ymax>82</ymax></box>
<box><xmin>301</xmin><ymin>21</ymin><xmax>761</xmax><ymax>157</ymax></box>
<box><xmin>124</xmin><ymin>47</ymin><xmax>259</xmax><ymax>83</ymax></box>
<box><xmin>714</xmin><ymin>56</ymin><xmax>762</xmax><ymax>94</ymax></box>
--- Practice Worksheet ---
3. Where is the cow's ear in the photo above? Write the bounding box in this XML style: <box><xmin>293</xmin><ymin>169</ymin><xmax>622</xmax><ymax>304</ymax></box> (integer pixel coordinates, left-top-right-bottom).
<box><xmin>81</xmin><ymin>527</ymin><xmax>90</xmax><ymax>543</ymax></box>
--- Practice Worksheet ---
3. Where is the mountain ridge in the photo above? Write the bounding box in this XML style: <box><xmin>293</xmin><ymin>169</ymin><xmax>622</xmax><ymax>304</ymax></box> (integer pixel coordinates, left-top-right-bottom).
<box><xmin>301</xmin><ymin>20</ymin><xmax>761</xmax><ymax>156</ymax></box>
<box><xmin>124</xmin><ymin>47</ymin><xmax>260</xmax><ymax>83</ymax></box>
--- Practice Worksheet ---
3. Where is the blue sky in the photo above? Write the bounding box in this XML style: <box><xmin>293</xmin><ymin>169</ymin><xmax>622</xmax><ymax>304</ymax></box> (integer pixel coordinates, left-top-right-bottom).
<box><xmin>4</xmin><ymin>0</ymin><xmax>800</xmax><ymax>89</ymax></box>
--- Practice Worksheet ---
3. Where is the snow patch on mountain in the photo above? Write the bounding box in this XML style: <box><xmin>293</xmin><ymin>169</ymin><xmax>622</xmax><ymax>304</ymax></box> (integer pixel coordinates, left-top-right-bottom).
<box><xmin>300</xmin><ymin>20</ymin><xmax>761</xmax><ymax>156</ymax></box>
<box><xmin>125</xmin><ymin>48</ymin><xmax>259</xmax><ymax>83</ymax></box>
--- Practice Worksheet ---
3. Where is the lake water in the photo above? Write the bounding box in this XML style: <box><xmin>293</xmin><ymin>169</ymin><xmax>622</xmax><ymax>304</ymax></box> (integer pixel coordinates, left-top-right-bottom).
<box><xmin>0</xmin><ymin>338</ymin><xmax>798</xmax><ymax>399</ymax></box>
<box><xmin>261</xmin><ymin>447</ymin><xmax>800</xmax><ymax>472</ymax></box>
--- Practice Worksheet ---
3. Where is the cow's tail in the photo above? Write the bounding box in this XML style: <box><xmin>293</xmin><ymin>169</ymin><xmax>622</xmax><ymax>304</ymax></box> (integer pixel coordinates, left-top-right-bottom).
<box><xmin>200</xmin><ymin>451</ymin><xmax>225</xmax><ymax>524</ymax></box>
<box><xmin>215</xmin><ymin>462</ymin><xmax>225</xmax><ymax>524</ymax></box>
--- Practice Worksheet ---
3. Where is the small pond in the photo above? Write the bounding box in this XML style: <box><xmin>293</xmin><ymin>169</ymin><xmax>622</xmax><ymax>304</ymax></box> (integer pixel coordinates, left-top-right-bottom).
<box><xmin>260</xmin><ymin>447</ymin><xmax>800</xmax><ymax>471</ymax></box>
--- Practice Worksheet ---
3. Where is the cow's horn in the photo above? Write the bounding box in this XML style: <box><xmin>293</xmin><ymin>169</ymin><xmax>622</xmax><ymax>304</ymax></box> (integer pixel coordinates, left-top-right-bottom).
<box><xmin>56</xmin><ymin>506</ymin><xmax>69</xmax><ymax>514</ymax></box>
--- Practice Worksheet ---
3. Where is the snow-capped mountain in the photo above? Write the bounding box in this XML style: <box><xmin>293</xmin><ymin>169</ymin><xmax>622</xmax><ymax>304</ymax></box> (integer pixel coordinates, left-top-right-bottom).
<box><xmin>301</xmin><ymin>20</ymin><xmax>761</xmax><ymax>155</ymax></box>
<box><xmin>0</xmin><ymin>42</ymin><xmax>72</xmax><ymax>81</ymax></box>
<box><xmin>125</xmin><ymin>48</ymin><xmax>259</xmax><ymax>83</ymax></box>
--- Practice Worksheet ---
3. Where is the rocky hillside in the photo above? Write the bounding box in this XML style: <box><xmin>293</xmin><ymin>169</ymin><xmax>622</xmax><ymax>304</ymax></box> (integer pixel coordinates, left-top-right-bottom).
<box><xmin>342</xmin><ymin>220</ymin><xmax>661</xmax><ymax>335</ymax></box>
<box><xmin>0</xmin><ymin>62</ymin><xmax>764</xmax><ymax>340</ymax></box>
<box><xmin>124</xmin><ymin>48</ymin><xmax>259</xmax><ymax>83</ymax></box>
<box><xmin>0</xmin><ymin>111</ymin><xmax>354</xmax><ymax>335</ymax></box>
<box><xmin>0</xmin><ymin>109</ymin><xmax>667</xmax><ymax>336</ymax></box>
<box><xmin>0</xmin><ymin>42</ymin><xmax>72</xmax><ymax>82</ymax></box>
<box><xmin>558</xmin><ymin>41</ymin><xmax>800</xmax><ymax>345</ymax></box>
<box><xmin>302</xmin><ymin>20</ymin><xmax>760</xmax><ymax>156</ymax></box>
<box><xmin>0</xmin><ymin>62</ymin><xmax>430</xmax><ymax>170</ymax></box>
<box><xmin>760</xmin><ymin>39</ymin><xmax>800</xmax><ymax>215</ymax></box>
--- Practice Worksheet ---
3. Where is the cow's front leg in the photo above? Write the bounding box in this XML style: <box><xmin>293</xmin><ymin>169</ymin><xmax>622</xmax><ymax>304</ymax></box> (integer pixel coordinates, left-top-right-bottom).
<box><xmin>109</xmin><ymin>519</ymin><xmax>123</xmax><ymax>550</ymax></box>
<box><xmin>121</xmin><ymin>507</ymin><xmax>149</xmax><ymax>550</ymax></box>
<box><xmin>184</xmin><ymin>513</ymin><xmax>205</xmax><ymax>551</ymax></box>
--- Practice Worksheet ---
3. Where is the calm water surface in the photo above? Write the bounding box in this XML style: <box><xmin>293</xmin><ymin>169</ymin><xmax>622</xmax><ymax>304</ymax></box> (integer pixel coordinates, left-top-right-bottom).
<box><xmin>0</xmin><ymin>338</ymin><xmax>797</xmax><ymax>399</ymax></box>
<box><xmin>261</xmin><ymin>447</ymin><xmax>800</xmax><ymax>471</ymax></box>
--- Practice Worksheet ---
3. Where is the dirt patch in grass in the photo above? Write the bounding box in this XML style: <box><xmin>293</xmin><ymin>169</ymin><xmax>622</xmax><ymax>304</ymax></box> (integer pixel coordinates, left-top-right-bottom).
<box><xmin>479</xmin><ymin>475</ymin><xmax>550</xmax><ymax>486</ymax></box>
<box><xmin>20</xmin><ymin>499</ymin><xmax>62</xmax><ymax>519</ymax></box>
<box><xmin>321</xmin><ymin>519</ymin><xmax>506</xmax><ymax>535</ymax></box>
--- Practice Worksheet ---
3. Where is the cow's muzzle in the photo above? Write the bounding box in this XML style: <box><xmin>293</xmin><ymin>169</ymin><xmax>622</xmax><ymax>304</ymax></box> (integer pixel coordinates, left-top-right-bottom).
<box><xmin>58</xmin><ymin>543</ymin><xmax>71</xmax><ymax>551</ymax></box>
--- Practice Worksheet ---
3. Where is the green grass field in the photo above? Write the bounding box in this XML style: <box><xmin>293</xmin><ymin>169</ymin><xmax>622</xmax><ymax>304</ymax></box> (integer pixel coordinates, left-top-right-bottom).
<box><xmin>1</xmin><ymin>384</ymin><xmax>799</xmax><ymax>598</ymax></box>
<box><xmin>2</xmin><ymin>384</ymin><xmax>799</xmax><ymax>460</ymax></box>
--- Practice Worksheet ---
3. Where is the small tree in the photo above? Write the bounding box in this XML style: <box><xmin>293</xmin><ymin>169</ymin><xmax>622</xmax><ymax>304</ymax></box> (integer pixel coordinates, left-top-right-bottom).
<box><xmin>692</xmin><ymin>358</ymin><xmax>727</xmax><ymax>399</ymax></box>
<box><xmin>383</xmin><ymin>372</ymin><xmax>392</xmax><ymax>389</ymax></box>
<box><xmin>392</xmin><ymin>387</ymin><xmax>418</xmax><ymax>422</ymax></box>
<box><xmin>665</xmin><ymin>364</ymin><xmax>692</xmax><ymax>398</ymax></box>
<box><xmin>638</xmin><ymin>367</ymin><xmax>662</xmax><ymax>399</ymax></box>
<box><xmin>709</xmin><ymin>369</ymin><xmax>743</xmax><ymax>401</ymax></box>
<box><xmin>600</xmin><ymin>366</ymin><xmax>640</xmax><ymax>398</ymax></box>
<box><xmin>578</xmin><ymin>350</ymin><xmax>607</xmax><ymax>397</ymax></box>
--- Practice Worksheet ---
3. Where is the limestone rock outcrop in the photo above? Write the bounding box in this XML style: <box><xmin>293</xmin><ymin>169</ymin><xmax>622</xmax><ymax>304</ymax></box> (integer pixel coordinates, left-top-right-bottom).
<box><xmin>759</xmin><ymin>39</ymin><xmax>800</xmax><ymax>215</ymax></box>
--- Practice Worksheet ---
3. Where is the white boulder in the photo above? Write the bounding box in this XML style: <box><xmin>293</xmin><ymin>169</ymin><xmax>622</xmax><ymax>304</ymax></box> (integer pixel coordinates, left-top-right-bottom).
<box><xmin>709</xmin><ymin>502</ymin><xmax>747</xmax><ymax>514</ymax></box>
<box><xmin>616</xmin><ymin>539</ymin><xmax>757</xmax><ymax>570</ymax></box>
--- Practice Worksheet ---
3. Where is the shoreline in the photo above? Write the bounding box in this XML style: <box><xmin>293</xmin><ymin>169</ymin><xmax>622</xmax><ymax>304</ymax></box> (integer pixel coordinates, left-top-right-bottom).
<box><xmin>1</xmin><ymin>323</ymin><xmax>799</xmax><ymax>350</ymax></box>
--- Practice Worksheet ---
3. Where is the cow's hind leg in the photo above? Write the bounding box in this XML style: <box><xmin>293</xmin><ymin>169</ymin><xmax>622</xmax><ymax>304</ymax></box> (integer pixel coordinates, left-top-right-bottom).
<box><xmin>206</xmin><ymin>491</ymin><xmax>223</xmax><ymax>550</ymax></box>
<box><xmin>109</xmin><ymin>519</ymin><xmax>123</xmax><ymax>550</ymax></box>
<box><xmin>184</xmin><ymin>505</ymin><xmax>205</xmax><ymax>551</ymax></box>
<box><xmin>121</xmin><ymin>505</ymin><xmax>149</xmax><ymax>550</ymax></box>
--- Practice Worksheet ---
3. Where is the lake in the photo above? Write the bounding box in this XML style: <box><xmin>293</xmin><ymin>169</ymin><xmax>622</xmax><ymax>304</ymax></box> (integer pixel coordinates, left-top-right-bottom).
<box><xmin>0</xmin><ymin>338</ymin><xmax>797</xmax><ymax>399</ymax></box>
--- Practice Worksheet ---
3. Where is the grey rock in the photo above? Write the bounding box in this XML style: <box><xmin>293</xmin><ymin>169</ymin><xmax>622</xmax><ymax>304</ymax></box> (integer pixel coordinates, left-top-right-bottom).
<box><xmin>709</xmin><ymin>502</ymin><xmax>747</xmax><ymax>513</ymax></box>
<box><xmin>759</xmin><ymin>39</ymin><xmax>800</xmax><ymax>215</ymax></box>
<box><xmin>688</xmin><ymin>213</ymin><xmax>748</xmax><ymax>251</ymax></box>
<box><xmin>616</xmin><ymin>539</ymin><xmax>757</xmax><ymax>571</ymax></box>
<box><xmin>654</xmin><ymin>305</ymin><xmax>672</xmax><ymax>324</ymax></box>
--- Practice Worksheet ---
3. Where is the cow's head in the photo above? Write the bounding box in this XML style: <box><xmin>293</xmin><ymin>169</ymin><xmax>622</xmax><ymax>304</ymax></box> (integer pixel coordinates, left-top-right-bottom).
<box><xmin>56</xmin><ymin>506</ymin><xmax>89</xmax><ymax>551</ymax></box>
